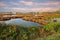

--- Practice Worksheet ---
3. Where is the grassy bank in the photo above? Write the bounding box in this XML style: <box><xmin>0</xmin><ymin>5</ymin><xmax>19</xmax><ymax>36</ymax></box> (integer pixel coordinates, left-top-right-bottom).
<box><xmin>0</xmin><ymin>22</ymin><xmax>60</xmax><ymax>40</ymax></box>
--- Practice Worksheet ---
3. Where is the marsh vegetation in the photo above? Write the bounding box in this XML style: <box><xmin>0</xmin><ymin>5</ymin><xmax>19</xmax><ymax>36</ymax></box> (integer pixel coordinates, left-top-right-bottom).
<box><xmin>0</xmin><ymin>11</ymin><xmax>60</xmax><ymax>40</ymax></box>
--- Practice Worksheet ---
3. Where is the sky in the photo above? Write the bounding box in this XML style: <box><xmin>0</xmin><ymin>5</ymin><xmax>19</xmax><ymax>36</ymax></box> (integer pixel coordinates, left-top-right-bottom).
<box><xmin>0</xmin><ymin>0</ymin><xmax>60</xmax><ymax>12</ymax></box>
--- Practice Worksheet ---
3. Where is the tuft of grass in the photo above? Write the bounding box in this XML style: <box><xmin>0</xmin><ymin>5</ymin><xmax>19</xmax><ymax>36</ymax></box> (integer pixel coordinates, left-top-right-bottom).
<box><xmin>35</xmin><ymin>33</ymin><xmax>60</xmax><ymax>40</ymax></box>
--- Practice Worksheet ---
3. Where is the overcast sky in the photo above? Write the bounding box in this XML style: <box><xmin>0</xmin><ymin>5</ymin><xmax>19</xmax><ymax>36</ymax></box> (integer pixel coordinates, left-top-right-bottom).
<box><xmin>0</xmin><ymin>0</ymin><xmax>60</xmax><ymax>12</ymax></box>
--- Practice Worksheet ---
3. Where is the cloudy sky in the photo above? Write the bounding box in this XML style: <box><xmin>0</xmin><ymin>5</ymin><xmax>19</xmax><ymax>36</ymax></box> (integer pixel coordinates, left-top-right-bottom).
<box><xmin>0</xmin><ymin>0</ymin><xmax>60</xmax><ymax>12</ymax></box>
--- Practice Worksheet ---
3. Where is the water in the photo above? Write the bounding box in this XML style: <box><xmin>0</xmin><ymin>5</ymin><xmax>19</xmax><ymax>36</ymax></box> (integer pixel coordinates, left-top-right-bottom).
<box><xmin>51</xmin><ymin>18</ymin><xmax>60</xmax><ymax>22</ymax></box>
<box><xmin>5</xmin><ymin>18</ymin><xmax>42</xmax><ymax>27</ymax></box>
<box><xmin>56</xmin><ymin>18</ymin><xmax>60</xmax><ymax>22</ymax></box>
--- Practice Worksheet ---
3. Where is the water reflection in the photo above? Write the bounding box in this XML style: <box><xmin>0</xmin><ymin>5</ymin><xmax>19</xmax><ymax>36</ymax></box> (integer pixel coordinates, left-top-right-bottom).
<box><xmin>5</xmin><ymin>18</ymin><xmax>42</xmax><ymax>27</ymax></box>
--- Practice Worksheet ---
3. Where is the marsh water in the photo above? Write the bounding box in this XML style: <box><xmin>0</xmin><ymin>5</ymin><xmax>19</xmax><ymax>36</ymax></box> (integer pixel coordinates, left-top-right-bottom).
<box><xmin>5</xmin><ymin>18</ymin><xmax>42</xmax><ymax>27</ymax></box>
<box><xmin>51</xmin><ymin>18</ymin><xmax>60</xmax><ymax>22</ymax></box>
<box><xmin>0</xmin><ymin>18</ymin><xmax>60</xmax><ymax>27</ymax></box>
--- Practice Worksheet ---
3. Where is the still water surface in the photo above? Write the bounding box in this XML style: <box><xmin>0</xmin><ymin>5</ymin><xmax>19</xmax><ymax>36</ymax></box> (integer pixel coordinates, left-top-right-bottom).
<box><xmin>5</xmin><ymin>18</ymin><xmax>42</xmax><ymax>27</ymax></box>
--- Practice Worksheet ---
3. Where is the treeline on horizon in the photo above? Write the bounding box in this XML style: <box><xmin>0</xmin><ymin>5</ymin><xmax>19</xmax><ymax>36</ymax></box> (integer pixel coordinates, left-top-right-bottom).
<box><xmin>0</xmin><ymin>10</ymin><xmax>60</xmax><ymax>14</ymax></box>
